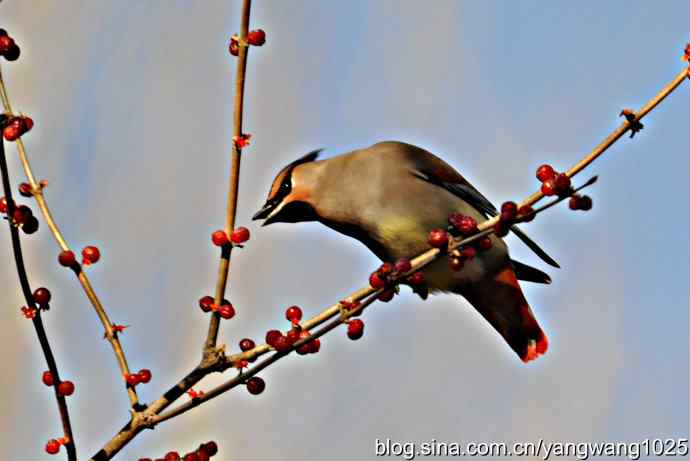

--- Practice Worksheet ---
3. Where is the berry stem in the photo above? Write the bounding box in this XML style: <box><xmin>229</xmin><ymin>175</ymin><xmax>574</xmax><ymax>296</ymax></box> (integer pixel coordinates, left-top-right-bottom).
<box><xmin>0</xmin><ymin>135</ymin><xmax>77</xmax><ymax>461</ymax></box>
<box><xmin>0</xmin><ymin>61</ymin><xmax>141</xmax><ymax>408</ymax></box>
<box><xmin>204</xmin><ymin>0</ymin><xmax>253</xmax><ymax>358</ymax></box>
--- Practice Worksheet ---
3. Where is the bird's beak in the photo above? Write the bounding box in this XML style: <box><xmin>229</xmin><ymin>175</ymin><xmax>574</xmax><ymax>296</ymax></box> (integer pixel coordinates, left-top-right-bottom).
<box><xmin>252</xmin><ymin>201</ymin><xmax>275</xmax><ymax>225</ymax></box>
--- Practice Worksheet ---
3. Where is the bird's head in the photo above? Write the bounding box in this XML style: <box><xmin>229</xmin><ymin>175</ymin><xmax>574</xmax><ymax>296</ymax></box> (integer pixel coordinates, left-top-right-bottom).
<box><xmin>253</xmin><ymin>149</ymin><xmax>323</xmax><ymax>226</ymax></box>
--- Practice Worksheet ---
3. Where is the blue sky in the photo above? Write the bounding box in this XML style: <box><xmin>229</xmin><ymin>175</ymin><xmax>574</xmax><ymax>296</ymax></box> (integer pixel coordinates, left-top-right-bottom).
<box><xmin>1</xmin><ymin>2</ymin><xmax>689</xmax><ymax>460</ymax></box>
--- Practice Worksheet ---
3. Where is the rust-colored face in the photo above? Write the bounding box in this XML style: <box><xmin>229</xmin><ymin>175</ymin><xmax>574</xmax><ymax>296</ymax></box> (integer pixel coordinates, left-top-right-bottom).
<box><xmin>253</xmin><ymin>149</ymin><xmax>322</xmax><ymax>225</ymax></box>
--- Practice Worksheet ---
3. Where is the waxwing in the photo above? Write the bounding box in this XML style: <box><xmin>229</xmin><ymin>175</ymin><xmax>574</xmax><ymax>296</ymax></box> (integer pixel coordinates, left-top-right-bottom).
<box><xmin>253</xmin><ymin>141</ymin><xmax>555</xmax><ymax>362</ymax></box>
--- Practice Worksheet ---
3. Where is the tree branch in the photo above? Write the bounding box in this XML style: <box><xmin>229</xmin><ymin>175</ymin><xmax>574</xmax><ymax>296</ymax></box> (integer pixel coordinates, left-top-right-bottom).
<box><xmin>0</xmin><ymin>135</ymin><xmax>77</xmax><ymax>461</ymax></box>
<box><xmin>0</xmin><ymin>63</ymin><xmax>140</xmax><ymax>408</ymax></box>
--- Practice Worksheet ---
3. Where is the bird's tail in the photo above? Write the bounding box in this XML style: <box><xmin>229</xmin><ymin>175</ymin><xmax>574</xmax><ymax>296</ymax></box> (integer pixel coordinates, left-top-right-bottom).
<box><xmin>462</xmin><ymin>264</ymin><xmax>548</xmax><ymax>362</ymax></box>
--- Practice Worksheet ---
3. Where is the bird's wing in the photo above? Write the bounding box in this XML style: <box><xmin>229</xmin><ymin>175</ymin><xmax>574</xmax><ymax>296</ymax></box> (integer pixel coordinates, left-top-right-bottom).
<box><xmin>411</xmin><ymin>169</ymin><xmax>560</xmax><ymax>268</ymax></box>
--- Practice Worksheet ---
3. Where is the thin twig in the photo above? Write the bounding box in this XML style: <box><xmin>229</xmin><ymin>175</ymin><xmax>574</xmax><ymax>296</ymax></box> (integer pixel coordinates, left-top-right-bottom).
<box><xmin>1</xmin><ymin>138</ymin><xmax>77</xmax><ymax>461</ymax></box>
<box><xmin>203</xmin><ymin>0</ymin><xmax>252</xmax><ymax>362</ymax></box>
<box><xmin>0</xmin><ymin>65</ymin><xmax>139</xmax><ymax>407</ymax></box>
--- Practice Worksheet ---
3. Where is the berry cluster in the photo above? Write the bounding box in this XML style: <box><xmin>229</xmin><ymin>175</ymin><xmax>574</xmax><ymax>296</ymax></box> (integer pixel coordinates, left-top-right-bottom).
<box><xmin>446</xmin><ymin>212</ymin><xmax>496</xmax><ymax>267</ymax></box>
<box><xmin>2</xmin><ymin>115</ymin><xmax>33</xmax><ymax>141</ymax></box>
<box><xmin>264</xmin><ymin>305</ymin><xmax>321</xmax><ymax>355</ymax></box>
<box><xmin>369</xmin><ymin>259</ymin><xmax>424</xmax><ymax>302</ymax></box>
<box><xmin>0</xmin><ymin>29</ymin><xmax>20</xmax><ymax>61</ymax></box>
<box><xmin>124</xmin><ymin>368</ymin><xmax>152</xmax><ymax>387</ymax></box>
<box><xmin>228</xmin><ymin>29</ymin><xmax>266</xmax><ymax>56</ymax></box>
<box><xmin>536</xmin><ymin>164</ymin><xmax>593</xmax><ymax>212</ymax></box>
<box><xmin>0</xmin><ymin>197</ymin><xmax>39</xmax><ymax>234</ymax></box>
<box><xmin>137</xmin><ymin>441</ymin><xmax>218</xmax><ymax>461</ymax></box>
<box><xmin>41</xmin><ymin>371</ymin><xmax>75</xmax><ymax>396</ymax></box>
<box><xmin>198</xmin><ymin>296</ymin><xmax>236</xmax><ymax>319</ymax></box>
<box><xmin>211</xmin><ymin>226</ymin><xmax>250</xmax><ymax>248</ymax></box>
<box><xmin>536</xmin><ymin>164</ymin><xmax>572</xmax><ymax>197</ymax></box>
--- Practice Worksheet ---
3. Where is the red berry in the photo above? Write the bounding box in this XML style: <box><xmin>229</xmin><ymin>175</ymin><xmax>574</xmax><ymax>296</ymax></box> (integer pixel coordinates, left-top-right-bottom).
<box><xmin>407</xmin><ymin>271</ymin><xmax>425</xmax><ymax>285</ymax></box>
<box><xmin>369</xmin><ymin>271</ymin><xmax>386</xmax><ymax>289</ymax></box>
<box><xmin>273</xmin><ymin>335</ymin><xmax>291</xmax><ymax>352</ymax></box>
<box><xmin>3</xmin><ymin>124</ymin><xmax>21</xmax><ymax>141</ymax></box>
<box><xmin>211</xmin><ymin>230</ymin><xmax>229</xmax><ymax>247</ymax></box>
<box><xmin>42</xmin><ymin>370</ymin><xmax>54</xmax><ymax>386</ymax></box>
<box><xmin>427</xmin><ymin>228</ymin><xmax>449</xmax><ymax>248</ymax></box>
<box><xmin>18</xmin><ymin>182</ymin><xmax>33</xmax><ymax>197</ymax></box>
<box><xmin>58</xmin><ymin>250</ymin><xmax>77</xmax><ymax>267</ymax></box>
<box><xmin>164</xmin><ymin>452</ymin><xmax>180</xmax><ymax>461</ymax></box>
<box><xmin>138</xmin><ymin>369</ymin><xmax>152</xmax><ymax>384</ymax></box>
<box><xmin>198</xmin><ymin>296</ymin><xmax>214</xmax><ymax>312</ymax></box>
<box><xmin>4</xmin><ymin>44</ymin><xmax>20</xmax><ymax>61</ymax></box>
<box><xmin>285</xmin><ymin>305</ymin><xmax>302</xmax><ymax>323</ymax></box>
<box><xmin>554</xmin><ymin>173</ymin><xmax>571</xmax><ymax>194</ymax></box>
<box><xmin>82</xmin><ymin>246</ymin><xmax>100</xmax><ymax>265</ymax></box>
<box><xmin>296</xmin><ymin>330</ymin><xmax>312</xmax><ymax>355</ymax></box>
<box><xmin>201</xmin><ymin>441</ymin><xmax>218</xmax><ymax>456</ymax></box>
<box><xmin>377</xmin><ymin>289</ymin><xmax>395</xmax><ymax>302</ymax></box>
<box><xmin>45</xmin><ymin>439</ymin><xmax>61</xmax><ymax>455</ymax></box>
<box><xmin>126</xmin><ymin>373</ymin><xmax>140</xmax><ymax>386</ymax></box>
<box><xmin>568</xmin><ymin>196</ymin><xmax>581</xmax><ymax>210</ymax></box>
<box><xmin>286</xmin><ymin>328</ymin><xmax>301</xmax><ymax>344</ymax></box>
<box><xmin>247</xmin><ymin>29</ymin><xmax>266</xmax><ymax>46</ymax></box>
<box><xmin>246</xmin><ymin>376</ymin><xmax>265</xmax><ymax>395</ymax></box>
<box><xmin>541</xmin><ymin>179</ymin><xmax>557</xmax><ymax>196</ymax></box>
<box><xmin>22</xmin><ymin>215</ymin><xmax>39</xmax><ymax>234</ymax></box>
<box><xmin>0</xmin><ymin>35</ymin><xmax>14</xmax><ymax>54</ymax></box>
<box><xmin>536</xmin><ymin>164</ymin><xmax>556</xmax><ymax>182</ymax></box>
<box><xmin>0</xmin><ymin>196</ymin><xmax>11</xmax><ymax>213</ymax></box>
<box><xmin>218</xmin><ymin>303</ymin><xmax>235</xmax><ymax>319</ymax></box>
<box><xmin>183</xmin><ymin>454</ymin><xmax>199</xmax><ymax>461</ymax></box>
<box><xmin>265</xmin><ymin>329</ymin><xmax>282</xmax><ymax>347</ymax></box>
<box><xmin>377</xmin><ymin>262</ymin><xmax>394</xmax><ymax>276</ymax></box>
<box><xmin>239</xmin><ymin>338</ymin><xmax>255</xmax><ymax>351</ymax></box>
<box><xmin>309</xmin><ymin>338</ymin><xmax>321</xmax><ymax>354</ymax></box>
<box><xmin>228</xmin><ymin>38</ymin><xmax>239</xmax><ymax>56</ymax></box>
<box><xmin>457</xmin><ymin>215</ymin><xmax>478</xmax><ymax>235</ymax></box>
<box><xmin>230</xmin><ymin>226</ymin><xmax>250</xmax><ymax>244</ymax></box>
<box><xmin>461</xmin><ymin>246</ymin><xmax>477</xmax><ymax>260</ymax></box>
<box><xmin>500</xmin><ymin>201</ymin><xmax>518</xmax><ymax>222</ymax></box>
<box><xmin>347</xmin><ymin>319</ymin><xmax>364</xmax><ymax>340</ymax></box>
<box><xmin>13</xmin><ymin>204</ymin><xmax>32</xmax><ymax>224</ymax></box>
<box><xmin>22</xmin><ymin>116</ymin><xmax>33</xmax><ymax>132</ymax></box>
<box><xmin>58</xmin><ymin>380</ymin><xmax>75</xmax><ymax>396</ymax></box>
<box><xmin>33</xmin><ymin>287</ymin><xmax>51</xmax><ymax>305</ymax></box>
<box><xmin>580</xmin><ymin>195</ymin><xmax>592</xmax><ymax>211</ymax></box>
<box><xmin>0</xmin><ymin>29</ymin><xmax>7</xmax><ymax>37</ymax></box>
<box><xmin>449</xmin><ymin>257</ymin><xmax>463</xmax><ymax>271</ymax></box>
<box><xmin>394</xmin><ymin>258</ymin><xmax>412</xmax><ymax>274</ymax></box>
<box><xmin>493</xmin><ymin>222</ymin><xmax>509</xmax><ymax>237</ymax></box>
<box><xmin>518</xmin><ymin>204</ymin><xmax>535</xmax><ymax>222</ymax></box>
<box><xmin>196</xmin><ymin>451</ymin><xmax>210</xmax><ymax>461</ymax></box>
<box><xmin>479</xmin><ymin>237</ymin><xmax>492</xmax><ymax>251</ymax></box>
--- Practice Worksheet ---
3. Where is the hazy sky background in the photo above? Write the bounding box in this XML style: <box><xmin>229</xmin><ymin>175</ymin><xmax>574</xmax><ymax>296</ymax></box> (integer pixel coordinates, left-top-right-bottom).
<box><xmin>1</xmin><ymin>1</ymin><xmax>689</xmax><ymax>460</ymax></box>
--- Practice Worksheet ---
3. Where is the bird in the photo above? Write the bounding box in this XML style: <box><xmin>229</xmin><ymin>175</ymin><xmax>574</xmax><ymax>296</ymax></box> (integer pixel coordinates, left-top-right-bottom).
<box><xmin>253</xmin><ymin>141</ymin><xmax>555</xmax><ymax>362</ymax></box>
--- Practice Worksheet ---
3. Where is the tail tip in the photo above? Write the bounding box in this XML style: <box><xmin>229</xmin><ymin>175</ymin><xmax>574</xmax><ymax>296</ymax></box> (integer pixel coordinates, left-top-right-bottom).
<box><xmin>521</xmin><ymin>333</ymin><xmax>549</xmax><ymax>363</ymax></box>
